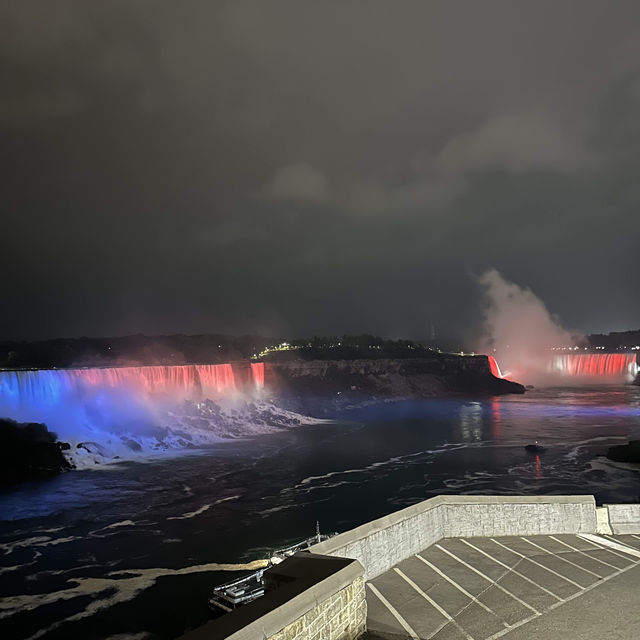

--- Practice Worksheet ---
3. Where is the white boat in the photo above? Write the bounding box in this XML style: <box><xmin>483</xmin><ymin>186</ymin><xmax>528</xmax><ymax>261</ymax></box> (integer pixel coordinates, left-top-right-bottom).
<box><xmin>208</xmin><ymin>527</ymin><xmax>334</xmax><ymax>613</ymax></box>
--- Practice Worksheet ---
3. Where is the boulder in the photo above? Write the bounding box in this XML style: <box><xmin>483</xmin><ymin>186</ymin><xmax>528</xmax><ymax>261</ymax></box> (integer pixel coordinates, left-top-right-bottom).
<box><xmin>606</xmin><ymin>440</ymin><xmax>640</xmax><ymax>463</ymax></box>
<box><xmin>0</xmin><ymin>418</ymin><xmax>73</xmax><ymax>487</ymax></box>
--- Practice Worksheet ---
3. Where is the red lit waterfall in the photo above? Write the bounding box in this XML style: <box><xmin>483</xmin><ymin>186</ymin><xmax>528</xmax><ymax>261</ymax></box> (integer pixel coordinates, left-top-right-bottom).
<box><xmin>78</xmin><ymin>364</ymin><xmax>237</xmax><ymax>396</ymax></box>
<box><xmin>488</xmin><ymin>356</ymin><xmax>504</xmax><ymax>378</ymax></box>
<box><xmin>0</xmin><ymin>362</ymin><xmax>266</xmax><ymax>411</ymax></box>
<box><xmin>549</xmin><ymin>353</ymin><xmax>638</xmax><ymax>378</ymax></box>
<box><xmin>250</xmin><ymin>362</ymin><xmax>265</xmax><ymax>389</ymax></box>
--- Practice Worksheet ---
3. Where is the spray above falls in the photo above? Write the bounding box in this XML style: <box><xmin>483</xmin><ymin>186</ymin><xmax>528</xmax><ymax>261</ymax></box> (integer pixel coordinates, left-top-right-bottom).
<box><xmin>476</xmin><ymin>269</ymin><xmax>638</xmax><ymax>384</ymax></box>
<box><xmin>476</xmin><ymin>269</ymin><xmax>575</xmax><ymax>383</ymax></box>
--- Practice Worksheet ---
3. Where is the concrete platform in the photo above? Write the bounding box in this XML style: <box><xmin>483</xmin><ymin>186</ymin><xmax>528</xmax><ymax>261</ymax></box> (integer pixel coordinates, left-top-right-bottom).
<box><xmin>365</xmin><ymin>533</ymin><xmax>640</xmax><ymax>640</ymax></box>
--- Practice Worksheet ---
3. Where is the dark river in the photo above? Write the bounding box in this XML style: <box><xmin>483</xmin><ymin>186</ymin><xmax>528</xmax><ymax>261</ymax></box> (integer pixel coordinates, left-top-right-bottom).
<box><xmin>2</xmin><ymin>385</ymin><xmax>640</xmax><ymax>640</ymax></box>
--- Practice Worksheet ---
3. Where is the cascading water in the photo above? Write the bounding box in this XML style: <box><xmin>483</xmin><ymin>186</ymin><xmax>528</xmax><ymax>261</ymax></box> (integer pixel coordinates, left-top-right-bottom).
<box><xmin>548</xmin><ymin>353</ymin><xmax>638</xmax><ymax>379</ymax></box>
<box><xmin>80</xmin><ymin>364</ymin><xmax>241</xmax><ymax>396</ymax></box>
<box><xmin>195</xmin><ymin>364</ymin><xmax>237</xmax><ymax>394</ymax></box>
<box><xmin>250</xmin><ymin>362</ymin><xmax>265</xmax><ymax>389</ymax></box>
<box><xmin>0</xmin><ymin>363</ymin><xmax>268</xmax><ymax>463</ymax></box>
<box><xmin>487</xmin><ymin>356</ymin><xmax>504</xmax><ymax>378</ymax></box>
<box><xmin>0</xmin><ymin>363</ymin><xmax>268</xmax><ymax>410</ymax></box>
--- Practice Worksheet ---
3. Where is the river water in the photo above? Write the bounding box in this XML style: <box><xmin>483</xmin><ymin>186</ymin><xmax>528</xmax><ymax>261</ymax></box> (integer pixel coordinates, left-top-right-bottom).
<box><xmin>2</xmin><ymin>385</ymin><xmax>640</xmax><ymax>640</ymax></box>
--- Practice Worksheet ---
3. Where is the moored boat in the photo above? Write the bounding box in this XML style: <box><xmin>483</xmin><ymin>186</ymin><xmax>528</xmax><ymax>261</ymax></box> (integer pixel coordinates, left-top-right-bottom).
<box><xmin>208</xmin><ymin>527</ymin><xmax>335</xmax><ymax>613</ymax></box>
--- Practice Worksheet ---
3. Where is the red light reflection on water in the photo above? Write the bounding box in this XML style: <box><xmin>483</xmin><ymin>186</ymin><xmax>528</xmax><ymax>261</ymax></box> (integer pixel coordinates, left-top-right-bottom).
<box><xmin>491</xmin><ymin>397</ymin><xmax>502</xmax><ymax>440</ymax></box>
<box><xmin>534</xmin><ymin>454</ymin><xmax>542</xmax><ymax>479</ymax></box>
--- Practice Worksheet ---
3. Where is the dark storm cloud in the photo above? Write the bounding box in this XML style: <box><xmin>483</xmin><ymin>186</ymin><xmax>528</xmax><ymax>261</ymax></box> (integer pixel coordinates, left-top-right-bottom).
<box><xmin>2</xmin><ymin>1</ymin><xmax>640</xmax><ymax>340</ymax></box>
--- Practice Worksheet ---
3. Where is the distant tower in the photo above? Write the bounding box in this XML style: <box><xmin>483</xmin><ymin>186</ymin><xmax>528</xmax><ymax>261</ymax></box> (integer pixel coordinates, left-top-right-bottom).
<box><xmin>430</xmin><ymin>323</ymin><xmax>436</xmax><ymax>341</ymax></box>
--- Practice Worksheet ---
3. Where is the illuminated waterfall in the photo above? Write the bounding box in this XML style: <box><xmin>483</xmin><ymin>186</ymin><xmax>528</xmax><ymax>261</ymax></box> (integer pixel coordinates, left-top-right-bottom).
<box><xmin>549</xmin><ymin>353</ymin><xmax>638</xmax><ymax>379</ymax></box>
<box><xmin>250</xmin><ymin>362</ymin><xmax>265</xmax><ymax>389</ymax></box>
<box><xmin>0</xmin><ymin>362</ymin><xmax>270</xmax><ymax>458</ymax></box>
<box><xmin>487</xmin><ymin>356</ymin><xmax>504</xmax><ymax>378</ymax></box>
<box><xmin>2</xmin><ymin>364</ymin><xmax>235</xmax><ymax>404</ymax></box>
<box><xmin>0</xmin><ymin>363</ymin><xmax>271</xmax><ymax>411</ymax></box>
<box><xmin>195</xmin><ymin>364</ymin><xmax>237</xmax><ymax>394</ymax></box>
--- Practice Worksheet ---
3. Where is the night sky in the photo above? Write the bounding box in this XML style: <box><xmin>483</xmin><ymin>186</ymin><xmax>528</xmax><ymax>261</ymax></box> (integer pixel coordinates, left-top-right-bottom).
<box><xmin>2</xmin><ymin>1</ymin><xmax>639</xmax><ymax>341</ymax></box>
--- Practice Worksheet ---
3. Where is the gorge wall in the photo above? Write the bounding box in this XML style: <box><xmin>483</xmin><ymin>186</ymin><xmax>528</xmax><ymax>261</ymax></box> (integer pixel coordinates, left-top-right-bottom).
<box><xmin>263</xmin><ymin>354</ymin><xmax>524</xmax><ymax>416</ymax></box>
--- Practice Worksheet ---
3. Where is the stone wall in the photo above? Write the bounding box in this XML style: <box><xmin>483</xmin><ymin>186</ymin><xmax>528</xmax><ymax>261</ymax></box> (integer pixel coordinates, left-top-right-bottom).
<box><xmin>268</xmin><ymin>576</ymin><xmax>365</xmax><ymax>640</ymax></box>
<box><xmin>311</xmin><ymin>495</ymin><xmax>447</xmax><ymax>581</ymax></box>
<box><xmin>443</xmin><ymin>495</ymin><xmax>596</xmax><ymax>538</ymax></box>
<box><xmin>310</xmin><ymin>495</ymin><xmax>597</xmax><ymax>580</ymax></box>
<box><xmin>605</xmin><ymin>503</ymin><xmax>640</xmax><ymax>534</ymax></box>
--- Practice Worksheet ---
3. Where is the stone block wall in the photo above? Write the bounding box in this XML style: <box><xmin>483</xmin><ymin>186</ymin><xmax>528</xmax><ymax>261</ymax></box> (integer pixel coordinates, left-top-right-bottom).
<box><xmin>269</xmin><ymin>576</ymin><xmax>366</xmax><ymax>640</ymax></box>
<box><xmin>311</xmin><ymin>495</ymin><xmax>447</xmax><ymax>580</ymax></box>
<box><xmin>443</xmin><ymin>495</ymin><xmax>596</xmax><ymax>538</ymax></box>
<box><xmin>605</xmin><ymin>503</ymin><xmax>640</xmax><ymax>534</ymax></box>
<box><xmin>310</xmin><ymin>495</ymin><xmax>597</xmax><ymax>580</ymax></box>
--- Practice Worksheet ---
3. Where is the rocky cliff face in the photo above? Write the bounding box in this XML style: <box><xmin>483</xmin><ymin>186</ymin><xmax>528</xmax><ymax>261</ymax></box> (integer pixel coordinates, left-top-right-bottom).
<box><xmin>0</xmin><ymin>418</ymin><xmax>72</xmax><ymax>487</ymax></box>
<box><xmin>264</xmin><ymin>355</ymin><xmax>524</xmax><ymax>416</ymax></box>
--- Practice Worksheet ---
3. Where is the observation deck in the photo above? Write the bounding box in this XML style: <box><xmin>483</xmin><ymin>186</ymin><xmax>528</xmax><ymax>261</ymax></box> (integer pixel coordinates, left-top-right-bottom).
<box><xmin>366</xmin><ymin>532</ymin><xmax>640</xmax><ymax>639</ymax></box>
<box><xmin>182</xmin><ymin>496</ymin><xmax>640</xmax><ymax>640</ymax></box>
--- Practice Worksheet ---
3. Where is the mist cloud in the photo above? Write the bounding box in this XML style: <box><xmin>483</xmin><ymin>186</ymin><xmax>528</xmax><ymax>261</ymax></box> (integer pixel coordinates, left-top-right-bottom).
<box><xmin>477</xmin><ymin>269</ymin><xmax>579</xmax><ymax>384</ymax></box>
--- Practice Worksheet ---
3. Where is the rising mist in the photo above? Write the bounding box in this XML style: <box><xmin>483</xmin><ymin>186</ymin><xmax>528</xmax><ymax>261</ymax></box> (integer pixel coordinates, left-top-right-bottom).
<box><xmin>476</xmin><ymin>269</ymin><xmax>579</xmax><ymax>385</ymax></box>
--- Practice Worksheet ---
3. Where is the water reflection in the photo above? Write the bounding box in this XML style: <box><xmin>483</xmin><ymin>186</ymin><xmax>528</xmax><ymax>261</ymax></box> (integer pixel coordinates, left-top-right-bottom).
<box><xmin>458</xmin><ymin>402</ymin><xmax>483</xmax><ymax>442</ymax></box>
<box><xmin>534</xmin><ymin>454</ymin><xmax>542</xmax><ymax>479</ymax></box>
<box><xmin>491</xmin><ymin>397</ymin><xmax>503</xmax><ymax>440</ymax></box>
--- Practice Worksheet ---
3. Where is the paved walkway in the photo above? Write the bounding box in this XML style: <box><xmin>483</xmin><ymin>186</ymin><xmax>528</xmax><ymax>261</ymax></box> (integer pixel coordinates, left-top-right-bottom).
<box><xmin>366</xmin><ymin>533</ymin><xmax>640</xmax><ymax>640</ymax></box>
